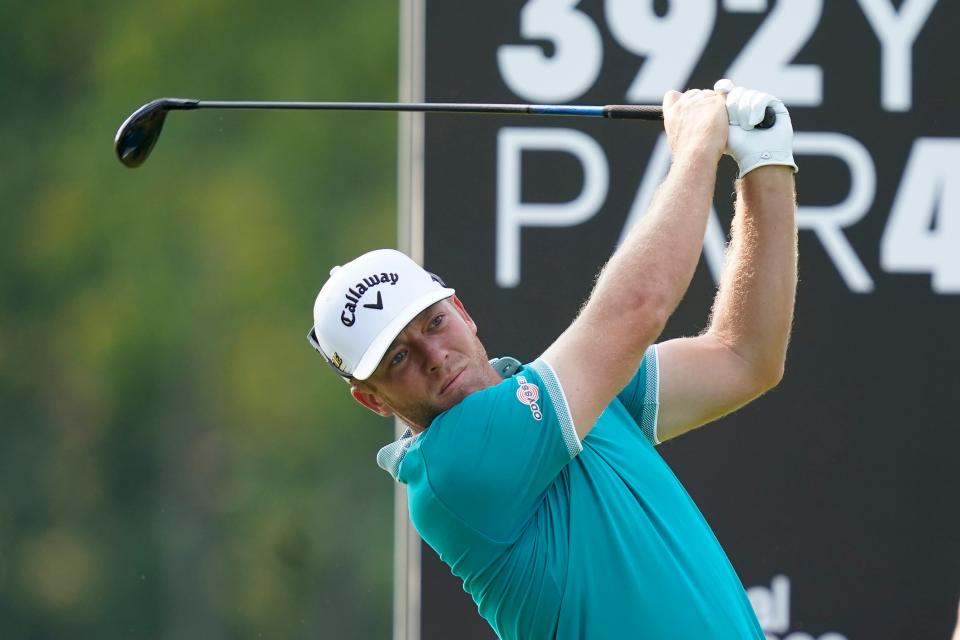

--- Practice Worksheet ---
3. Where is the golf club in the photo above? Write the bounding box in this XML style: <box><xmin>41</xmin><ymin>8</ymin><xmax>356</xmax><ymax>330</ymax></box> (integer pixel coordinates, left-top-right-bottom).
<box><xmin>114</xmin><ymin>97</ymin><xmax>776</xmax><ymax>168</ymax></box>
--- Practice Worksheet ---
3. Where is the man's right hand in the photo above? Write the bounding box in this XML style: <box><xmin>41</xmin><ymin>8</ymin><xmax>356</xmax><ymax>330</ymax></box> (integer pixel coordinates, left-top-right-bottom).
<box><xmin>661</xmin><ymin>88</ymin><xmax>729</xmax><ymax>165</ymax></box>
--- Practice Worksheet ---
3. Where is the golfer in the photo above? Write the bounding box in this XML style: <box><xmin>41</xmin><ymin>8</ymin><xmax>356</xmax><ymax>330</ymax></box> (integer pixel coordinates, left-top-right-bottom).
<box><xmin>309</xmin><ymin>80</ymin><xmax>797</xmax><ymax>639</ymax></box>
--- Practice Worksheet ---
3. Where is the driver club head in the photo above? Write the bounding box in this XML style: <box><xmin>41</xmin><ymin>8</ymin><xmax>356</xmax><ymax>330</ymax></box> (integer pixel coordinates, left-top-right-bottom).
<box><xmin>114</xmin><ymin>98</ymin><xmax>198</xmax><ymax>168</ymax></box>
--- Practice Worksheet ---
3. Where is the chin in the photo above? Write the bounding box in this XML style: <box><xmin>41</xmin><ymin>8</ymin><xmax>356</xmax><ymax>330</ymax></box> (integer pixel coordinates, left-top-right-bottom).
<box><xmin>446</xmin><ymin>387</ymin><xmax>471</xmax><ymax>406</ymax></box>
<box><xmin>432</xmin><ymin>381</ymin><xmax>472</xmax><ymax>416</ymax></box>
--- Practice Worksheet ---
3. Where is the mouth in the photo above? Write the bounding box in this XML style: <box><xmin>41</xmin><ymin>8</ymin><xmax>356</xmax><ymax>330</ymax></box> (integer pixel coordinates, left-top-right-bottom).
<box><xmin>439</xmin><ymin>367</ymin><xmax>466</xmax><ymax>396</ymax></box>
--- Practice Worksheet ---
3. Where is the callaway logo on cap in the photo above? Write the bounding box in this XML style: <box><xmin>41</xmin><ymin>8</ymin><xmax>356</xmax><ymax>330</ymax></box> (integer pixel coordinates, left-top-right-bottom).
<box><xmin>308</xmin><ymin>249</ymin><xmax>455</xmax><ymax>380</ymax></box>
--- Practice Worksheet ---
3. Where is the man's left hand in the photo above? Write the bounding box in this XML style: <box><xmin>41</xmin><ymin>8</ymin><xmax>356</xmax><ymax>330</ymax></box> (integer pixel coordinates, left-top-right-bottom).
<box><xmin>714</xmin><ymin>78</ymin><xmax>798</xmax><ymax>178</ymax></box>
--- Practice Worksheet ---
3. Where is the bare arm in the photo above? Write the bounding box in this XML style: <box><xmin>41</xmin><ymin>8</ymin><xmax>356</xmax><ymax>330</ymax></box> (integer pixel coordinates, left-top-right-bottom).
<box><xmin>952</xmin><ymin>599</ymin><xmax>960</xmax><ymax>640</ymax></box>
<box><xmin>541</xmin><ymin>89</ymin><xmax>728</xmax><ymax>439</ymax></box>
<box><xmin>657</xmin><ymin>165</ymin><xmax>797</xmax><ymax>441</ymax></box>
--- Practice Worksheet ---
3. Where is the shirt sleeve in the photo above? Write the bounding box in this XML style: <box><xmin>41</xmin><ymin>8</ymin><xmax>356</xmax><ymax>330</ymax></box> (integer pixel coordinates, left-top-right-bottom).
<box><xmin>413</xmin><ymin>359</ymin><xmax>581</xmax><ymax>542</ymax></box>
<box><xmin>615</xmin><ymin>344</ymin><xmax>661</xmax><ymax>445</ymax></box>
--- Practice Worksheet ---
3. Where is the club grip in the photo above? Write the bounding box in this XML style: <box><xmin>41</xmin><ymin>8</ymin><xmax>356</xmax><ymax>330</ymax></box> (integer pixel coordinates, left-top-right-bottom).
<box><xmin>756</xmin><ymin>106</ymin><xmax>777</xmax><ymax>129</ymax></box>
<box><xmin>603</xmin><ymin>105</ymin><xmax>664</xmax><ymax>120</ymax></box>
<box><xmin>604</xmin><ymin>104</ymin><xmax>777</xmax><ymax>129</ymax></box>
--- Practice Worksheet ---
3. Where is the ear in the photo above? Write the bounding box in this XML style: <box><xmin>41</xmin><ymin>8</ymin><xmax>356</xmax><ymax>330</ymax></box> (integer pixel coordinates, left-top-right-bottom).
<box><xmin>449</xmin><ymin>295</ymin><xmax>477</xmax><ymax>334</ymax></box>
<box><xmin>350</xmin><ymin>385</ymin><xmax>394</xmax><ymax>417</ymax></box>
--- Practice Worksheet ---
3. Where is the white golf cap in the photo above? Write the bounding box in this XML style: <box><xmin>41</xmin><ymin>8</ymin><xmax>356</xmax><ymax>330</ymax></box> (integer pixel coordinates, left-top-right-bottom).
<box><xmin>309</xmin><ymin>249</ymin><xmax>455</xmax><ymax>380</ymax></box>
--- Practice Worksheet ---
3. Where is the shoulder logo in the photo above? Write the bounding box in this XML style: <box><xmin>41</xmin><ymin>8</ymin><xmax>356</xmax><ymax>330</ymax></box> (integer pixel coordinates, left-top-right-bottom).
<box><xmin>515</xmin><ymin>375</ymin><xmax>543</xmax><ymax>421</ymax></box>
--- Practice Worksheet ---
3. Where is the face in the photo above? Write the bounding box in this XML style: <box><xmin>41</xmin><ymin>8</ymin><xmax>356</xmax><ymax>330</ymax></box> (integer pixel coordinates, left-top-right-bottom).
<box><xmin>351</xmin><ymin>297</ymin><xmax>500</xmax><ymax>432</ymax></box>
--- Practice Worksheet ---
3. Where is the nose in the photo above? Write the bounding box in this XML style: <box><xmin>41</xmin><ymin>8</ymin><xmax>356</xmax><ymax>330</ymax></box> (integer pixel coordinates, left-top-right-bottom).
<box><xmin>418</xmin><ymin>336</ymin><xmax>448</xmax><ymax>373</ymax></box>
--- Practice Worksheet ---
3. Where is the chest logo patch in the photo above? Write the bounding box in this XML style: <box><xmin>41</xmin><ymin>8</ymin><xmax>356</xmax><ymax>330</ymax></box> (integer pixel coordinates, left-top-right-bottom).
<box><xmin>515</xmin><ymin>376</ymin><xmax>543</xmax><ymax>421</ymax></box>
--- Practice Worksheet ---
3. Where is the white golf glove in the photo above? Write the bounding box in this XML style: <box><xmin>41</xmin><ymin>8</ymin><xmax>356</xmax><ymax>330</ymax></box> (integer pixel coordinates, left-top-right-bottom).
<box><xmin>714</xmin><ymin>78</ymin><xmax>798</xmax><ymax>177</ymax></box>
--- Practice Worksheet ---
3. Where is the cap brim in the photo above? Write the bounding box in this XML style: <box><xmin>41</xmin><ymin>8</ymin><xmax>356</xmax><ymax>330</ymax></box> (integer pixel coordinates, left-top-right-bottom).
<box><xmin>351</xmin><ymin>287</ymin><xmax>455</xmax><ymax>380</ymax></box>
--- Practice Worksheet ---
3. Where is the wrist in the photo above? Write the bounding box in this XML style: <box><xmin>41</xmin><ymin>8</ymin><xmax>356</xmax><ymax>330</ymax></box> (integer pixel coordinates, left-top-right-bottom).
<box><xmin>738</xmin><ymin>164</ymin><xmax>796</xmax><ymax>197</ymax></box>
<box><xmin>672</xmin><ymin>140</ymin><xmax>724</xmax><ymax>170</ymax></box>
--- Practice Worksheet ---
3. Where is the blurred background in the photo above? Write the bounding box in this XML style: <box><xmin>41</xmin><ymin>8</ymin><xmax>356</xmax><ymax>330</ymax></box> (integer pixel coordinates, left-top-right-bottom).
<box><xmin>2</xmin><ymin>1</ymin><xmax>400</xmax><ymax>637</ymax></box>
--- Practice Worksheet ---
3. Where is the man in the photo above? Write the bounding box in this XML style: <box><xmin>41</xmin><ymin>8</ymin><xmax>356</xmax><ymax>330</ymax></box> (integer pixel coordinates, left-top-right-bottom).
<box><xmin>308</xmin><ymin>80</ymin><xmax>797</xmax><ymax>639</ymax></box>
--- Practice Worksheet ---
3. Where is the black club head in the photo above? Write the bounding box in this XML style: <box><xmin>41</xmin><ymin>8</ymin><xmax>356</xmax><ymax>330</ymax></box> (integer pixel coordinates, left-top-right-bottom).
<box><xmin>114</xmin><ymin>98</ymin><xmax>198</xmax><ymax>168</ymax></box>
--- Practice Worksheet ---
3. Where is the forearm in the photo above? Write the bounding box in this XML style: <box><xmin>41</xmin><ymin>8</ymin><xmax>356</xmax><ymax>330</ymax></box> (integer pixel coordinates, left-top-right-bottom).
<box><xmin>584</xmin><ymin>149</ymin><xmax>720</xmax><ymax>356</ymax></box>
<box><xmin>596</xmin><ymin>151</ymin><xmax>718</xmax><ymax>307</ymax></box>
<box><xmin>707</xmin><ymin>166</ymin><xmax>797</xmax><ymax>384</ymax></box>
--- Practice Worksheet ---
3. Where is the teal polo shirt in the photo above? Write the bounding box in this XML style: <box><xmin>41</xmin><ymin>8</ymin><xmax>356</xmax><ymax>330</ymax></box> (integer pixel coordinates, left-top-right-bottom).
<box><xmin>377</xmin><ymin>346</ymin><xmax>763</xmax><ymax>639</ymax></box>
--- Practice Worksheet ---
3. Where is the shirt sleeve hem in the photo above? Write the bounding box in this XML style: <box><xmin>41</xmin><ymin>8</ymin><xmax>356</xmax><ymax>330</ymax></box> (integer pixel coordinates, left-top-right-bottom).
<box><xmin>645</xmin><ymin>344</ymin><xmax>661</xmax><ymax>446</ymax></box>
<box><xmin>530</xmin><ymin>359</ymin><xmax>583</xmax><ymax>458</ymax></box>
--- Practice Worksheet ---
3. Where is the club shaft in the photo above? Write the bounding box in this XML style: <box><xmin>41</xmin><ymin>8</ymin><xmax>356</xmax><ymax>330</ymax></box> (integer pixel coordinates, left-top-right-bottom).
<box><xmin>114</xmin><ymin>97</ymin><xmax>690</xmax><ymax>168</ymax></box>
<box><xmin>174</xmin><ymin>99</ymin><xmax>663</xmax><ymax>120</ymax></box>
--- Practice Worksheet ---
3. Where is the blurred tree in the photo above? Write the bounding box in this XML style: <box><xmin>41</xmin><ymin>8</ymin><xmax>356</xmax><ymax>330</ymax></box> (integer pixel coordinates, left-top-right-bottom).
<box><xmin>0</xmin><ymin>1</ymin><xmax>399</xmax><ymax>637</ymax></box>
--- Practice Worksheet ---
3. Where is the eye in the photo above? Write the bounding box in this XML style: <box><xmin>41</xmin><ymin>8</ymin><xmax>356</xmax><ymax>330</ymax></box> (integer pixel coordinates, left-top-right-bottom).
<box><xmin>390</xmin><ymin>350</ymin><xmax>407</xmax><ymax>367</ymax></box>
<box><xmin>430</xmin><ymin>313</ymin><xmax>444</xmax><ymax>329</ymax></box>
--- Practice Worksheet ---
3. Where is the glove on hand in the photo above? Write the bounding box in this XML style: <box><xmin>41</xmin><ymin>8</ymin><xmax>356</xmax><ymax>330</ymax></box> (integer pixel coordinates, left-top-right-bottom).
<box><xmin>714</xmin><ymin>78</ymin><xmax>798</xmax><ymax>177</ymax></box>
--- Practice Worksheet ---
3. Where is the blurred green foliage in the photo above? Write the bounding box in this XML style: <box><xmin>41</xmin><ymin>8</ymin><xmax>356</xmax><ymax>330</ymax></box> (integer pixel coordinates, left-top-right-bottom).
<box><xmin>1</xmin><ymin>1</ymin><xmax>399</xmax><ymax>637</ymax></box>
